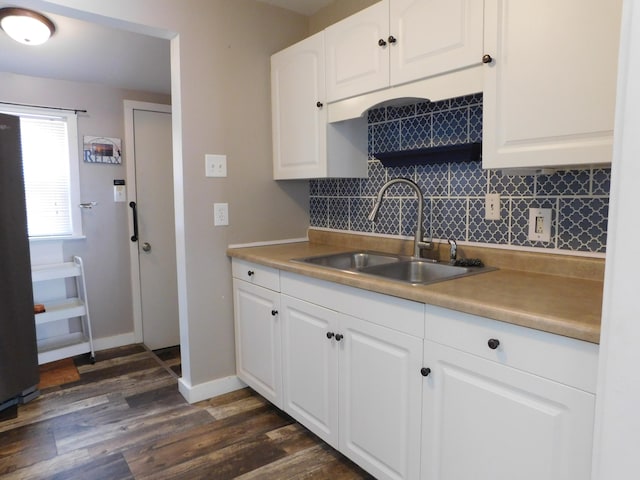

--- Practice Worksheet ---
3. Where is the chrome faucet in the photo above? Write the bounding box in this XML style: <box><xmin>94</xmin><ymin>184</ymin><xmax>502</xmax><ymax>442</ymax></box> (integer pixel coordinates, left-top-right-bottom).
<box><xmin>368</xmin><ymin>178</ymin><xmax>432</xmax><ymax>258</ymax></box>
<box><xmin>448</xmin><ymin>238</ymin><xmax>457</xmax><ymax>264</ymax></box>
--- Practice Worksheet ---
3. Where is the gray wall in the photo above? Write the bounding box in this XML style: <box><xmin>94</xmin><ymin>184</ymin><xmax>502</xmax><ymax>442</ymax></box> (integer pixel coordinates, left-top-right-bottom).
<box><xmin>0</xmin><ymin>71</ymin><xmax>169</xmax><ymax>340</ymax></box>
<box><xmin>33</xmin><ymin>0</ymin><xmax>311</xmax><ymax>388</ymax></box>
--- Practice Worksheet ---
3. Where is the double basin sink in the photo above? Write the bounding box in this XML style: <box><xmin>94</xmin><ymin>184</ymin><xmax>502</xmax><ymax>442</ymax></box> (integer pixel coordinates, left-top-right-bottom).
<box><xmin>293</xmin><ymin>251</ymin><xmax>495</xmax><ymax>286</ymax></box>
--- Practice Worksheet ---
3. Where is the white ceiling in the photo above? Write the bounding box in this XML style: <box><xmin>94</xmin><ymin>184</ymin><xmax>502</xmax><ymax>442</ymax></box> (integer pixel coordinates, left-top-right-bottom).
<box><xmin>0</xmin><ymin>3</ymin><xmax>170</xmax><ymax>95</ymax></box>
<box><xmin>0</xmin><ymin>1</ymin><xmax>331</xmax><ymax>95</ymax></box>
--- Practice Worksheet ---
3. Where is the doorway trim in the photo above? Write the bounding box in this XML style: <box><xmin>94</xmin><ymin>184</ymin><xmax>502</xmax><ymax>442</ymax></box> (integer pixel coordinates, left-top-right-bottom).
<box><xmin>123</xmin><ymin>100</ymin><xmax>172</xmax><ymax>344</ymax></box>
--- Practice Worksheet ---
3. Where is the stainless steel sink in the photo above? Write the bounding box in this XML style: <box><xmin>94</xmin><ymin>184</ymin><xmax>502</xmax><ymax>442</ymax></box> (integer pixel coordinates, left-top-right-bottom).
<box><xmin>359</xmin><ymin>260</ymin><xmax>493</xmax><ymax>285</ymax></box>
<box><xmin>294</xmin><ymin>251</ymin><xmax>401</xmax><ymax>270</ymax></box>
<box><xmin>293</xmin><ymin>251</ymin><xmax>495</xmax><ymax>285</ymax></box>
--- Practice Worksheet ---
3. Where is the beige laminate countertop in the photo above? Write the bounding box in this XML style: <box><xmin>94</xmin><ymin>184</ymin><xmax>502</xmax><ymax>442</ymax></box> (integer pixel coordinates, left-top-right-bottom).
<box><xmin>227</xmin><ymin>240</ymin><xmax>603</xmax><ymax>344</ymax></box>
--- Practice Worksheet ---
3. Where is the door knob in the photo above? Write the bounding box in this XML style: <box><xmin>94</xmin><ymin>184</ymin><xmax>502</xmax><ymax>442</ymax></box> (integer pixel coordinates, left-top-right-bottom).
<box><xmin>142</xmin><ymin>242</ymin><xmax>152</xmax><ymax>252</ymax></box>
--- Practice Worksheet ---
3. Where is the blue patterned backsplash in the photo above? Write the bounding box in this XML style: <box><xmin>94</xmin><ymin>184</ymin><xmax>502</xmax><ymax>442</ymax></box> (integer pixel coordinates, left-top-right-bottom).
<box><xmin>310</xmin><ymin>93</ymin><xmax>610</xmax><ymax>254</ymax></box>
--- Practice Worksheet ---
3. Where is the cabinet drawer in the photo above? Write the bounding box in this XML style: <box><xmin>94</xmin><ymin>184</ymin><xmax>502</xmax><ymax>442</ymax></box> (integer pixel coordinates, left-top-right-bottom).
<box><xmin>281</xmin><ymin>271</ymin><xmax>424</xmax><ymax>338</ymax></box>
<box><xmin>232</xmin><ymin>259</ymin><xmax>280</xmax><ymax>291</ymax></box>
<box><xmin>424</xmin><ymin>305</ymin><xmax>599</xmax><ymax>393</ymax></box>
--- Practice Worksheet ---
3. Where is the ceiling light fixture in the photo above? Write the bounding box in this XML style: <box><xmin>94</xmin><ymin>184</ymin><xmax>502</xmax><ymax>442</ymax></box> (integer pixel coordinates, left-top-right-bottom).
<box><xmin>0</xmin><ymin>7</ymin><xmax>55</xmax><ymax>45</ymax></box>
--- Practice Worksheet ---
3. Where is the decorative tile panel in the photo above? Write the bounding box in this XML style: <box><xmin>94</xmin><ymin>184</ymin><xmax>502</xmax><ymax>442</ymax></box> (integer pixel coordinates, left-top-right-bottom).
<box><xmin>328</xmin><ymin>198</ymin><xmax>349</xmax><ymax>230</ymax></box>
<box><xmin>536</xmin><ymin>170</ymin><xmax>590</xmax><ymax>196</ymax></box>
<box><xmin>592</xmin><ymin>168</ymin><xmax>611</xmax><ymax>196</ymax></box>
<box><xmin>309</xmin><ymin>93</ymin><xmax>610</xmax><ymax>255</ymax></box>
<box><xmin>557</xmin><ymin>198</ymin><xmax>608</xmax><ymax>252</ymax></box>
<box><xmin>373</xmin><ymin>199</ymin><xmax>401</xmax><ymax>235</ymax></box>
<box><xmin>450</xmin><ymin>161</ymin><xmax>487</xmax><ymax>197</ymax></box>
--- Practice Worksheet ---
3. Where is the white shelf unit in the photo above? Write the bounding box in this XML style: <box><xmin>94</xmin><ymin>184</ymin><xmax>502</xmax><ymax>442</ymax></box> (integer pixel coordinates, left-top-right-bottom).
<box><xmin>31</xmin><ymin>256</ymin><xmax>95</xmax><ymax>365</ymax></box>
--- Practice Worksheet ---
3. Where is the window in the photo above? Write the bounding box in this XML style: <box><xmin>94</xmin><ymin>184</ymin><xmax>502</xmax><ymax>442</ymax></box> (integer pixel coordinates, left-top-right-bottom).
<box><xmin>1</xmin><ymin>105</ymin><xmax>82</xmax><ymax>238</ymax></box>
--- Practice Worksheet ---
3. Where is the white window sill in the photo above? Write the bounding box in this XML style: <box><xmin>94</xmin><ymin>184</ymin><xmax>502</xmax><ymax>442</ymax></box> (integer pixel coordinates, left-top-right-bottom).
<box><xmin>29</xmin><ymin>235</ymin><xmax>87</xmax><ymax>243</ymax></box>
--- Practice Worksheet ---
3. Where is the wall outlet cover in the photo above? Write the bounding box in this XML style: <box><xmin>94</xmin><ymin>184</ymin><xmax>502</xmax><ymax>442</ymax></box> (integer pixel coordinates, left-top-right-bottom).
<box><xmin>214</xmin><ymin>202</ymin><xmax>229</xmax><ymax>226</ymax></box>
<box><xmin>528</xmin><ymin>208</ymin><xmax>552</xmax><ymax>242</ymax></box>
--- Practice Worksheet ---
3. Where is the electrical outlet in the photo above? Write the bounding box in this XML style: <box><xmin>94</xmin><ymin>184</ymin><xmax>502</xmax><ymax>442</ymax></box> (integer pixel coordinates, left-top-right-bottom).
<box><xmin>214</xmin><ymin>203</ymin><xmax>229</xmax><ymax>226</ymax></box>
<box><xmin>205</xmin><ymin>154</ymin><xmax>227</xmax><ymax>177</ymax></box>
<box><xmin>528</xmin><ymin>208</ymin><xmax>551</xmax><ymax>242</ymax></box>
<box><xmin>485</xmin><ymin>193</ymin><xmax>501</xmax><ymax>220</ymax></box>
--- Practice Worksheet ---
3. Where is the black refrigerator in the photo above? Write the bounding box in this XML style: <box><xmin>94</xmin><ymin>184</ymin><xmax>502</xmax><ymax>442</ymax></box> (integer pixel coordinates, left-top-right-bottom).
<box><xmin>0</xmin><ymin>112</ymin><xmax>40</xmax><ymax>412</ymax></box>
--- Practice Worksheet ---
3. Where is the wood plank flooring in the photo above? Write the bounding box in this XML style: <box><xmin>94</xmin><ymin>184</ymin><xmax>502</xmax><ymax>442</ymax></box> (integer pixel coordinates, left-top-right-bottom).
<box><xmin>0</xmin><ymin>345</ymin><xmax>374</xmax><ymax>479</ymax></box>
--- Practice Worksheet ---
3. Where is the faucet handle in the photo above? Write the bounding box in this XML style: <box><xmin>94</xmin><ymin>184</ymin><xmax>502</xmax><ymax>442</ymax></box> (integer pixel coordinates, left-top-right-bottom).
<box><xmin>448</xmin><ymin>239</ymin><xmax>458</xmax><ymax>261</ymax></box>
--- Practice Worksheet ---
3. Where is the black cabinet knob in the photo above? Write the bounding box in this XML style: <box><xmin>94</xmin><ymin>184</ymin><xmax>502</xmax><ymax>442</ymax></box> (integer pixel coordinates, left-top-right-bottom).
<box><xmin>482</xmin><ymin>54</ymin><xmax>493</xmax><ymax>64</ymax></box>
<box><xmin>378</xmin><ymin>38</ymin><xmax>387</xmax><ymax>47</ymax></box>
<box><xmin>271</xmin><ymin>310</ymin><xmax>278</xmax><ymax>316</ymax></box>
<box><xmin>316</xmin><ymin>101</ymin><xmax>323</xmax><ymax>108</ymax></box>
<box><xmin>335</xmin><ymin>333</ymin><xmax>344</xmax><ymax>341</ymax></box>
<box><xmin>487</xmin><ymin>338</ymin><xmax>500</xmax><ymax>350</ymax></box>
<box><xmin>388</xmin><ymin>35</ymin><xmax>397</xmax><ymax>44</ymax></box>
<box><xmin>326</xmin><ymin>331</ymin><xmax>335</xmax><ymax>339</ymax></box>
<box><xmin>247</xmin><ymin>270</ymin><xmax>254</xmax><ymax>277</ymax></box>
<box><xmin>421</xmin><ymin>367</ymin><xmax>431</xmax><ymax>377</ymax></box>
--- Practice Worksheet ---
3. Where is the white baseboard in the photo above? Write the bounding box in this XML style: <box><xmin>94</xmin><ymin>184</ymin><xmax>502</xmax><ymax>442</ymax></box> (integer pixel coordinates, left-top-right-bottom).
<box><xmin>92</xmin><ymin>332</ymin><xmax>137</xmax><ymax>352</ymax></box>
<box><xmin>178</xmin><ymin>375</ymin><xmax>246</xmax><ymax>404</ymax></box>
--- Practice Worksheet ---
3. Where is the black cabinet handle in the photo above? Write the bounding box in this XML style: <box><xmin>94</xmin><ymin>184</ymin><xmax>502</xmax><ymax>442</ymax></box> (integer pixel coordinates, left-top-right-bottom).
<box><xmin>482</xmin><ymin>54</ymin><xmax>493</xmax><ymax>64</ymax></box>
<box><xmin>247</xmin><ymin>270</ymin><xmax>255</xmax><ymax>277</ymax></box>
<box><xmin>421</xmin><ymin>367</ymin><xmax>431</xmax><ymax>377</ymax></box>
<box><xmin>388</xmin><ymin>35</ymin><xmax>397</xmax><ymax>44</ymax></box>
<box><xmin>378</xmin><ymin>38</ymin><xmax>387</xmax><ymax>47</ymax></box>
<box><xmin>326</xmin><ymin>332</ymin><xmax>335</xmax><ymax>339</ymax></box>
<box><xmin>316</xmin><ymin>101</ymin><xmax>323</xmax><ymax>108</ymax></box>
<box><xmin>271</xmin><ymin>310</ymin><xmax>278</xmax><ymax>316</ymax></box>
<box><xmin>129</xmin><ymin>201</ymin><xmax>138</xmax><ymax>242</ymax></box>
<box><xmin>488</xmin><ymin>338</ymin><xmax>500</xmax><ymax>350</ymax></box>
<box><xmin>335</xmin><ymin>333</ymin><xmax>344</xmax><ymax>341</ymax></box>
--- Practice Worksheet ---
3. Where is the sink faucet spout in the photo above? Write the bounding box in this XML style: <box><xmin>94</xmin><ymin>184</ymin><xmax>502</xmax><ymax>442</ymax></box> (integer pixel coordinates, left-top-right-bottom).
<box><xmin>368</xmin><ymin>178</ymin><xmax>432</xmax><ymax>258</ymax></box>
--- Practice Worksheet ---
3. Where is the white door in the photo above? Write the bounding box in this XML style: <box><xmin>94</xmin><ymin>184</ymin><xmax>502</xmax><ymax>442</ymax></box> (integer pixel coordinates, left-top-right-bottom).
<box><xmin>281</xmin><ymin>294</ymin><xmax>339</xmax><ymax>447</ymax></box>
<box><xmin>421</xmin><ymin>340</ymin><xmax>595</xmax><ymax>480</ymax></box>
<box><xmin>233</xmin><ymin>279</ymin><xmax>282</xmax><ymax>408</ymax></box>
<box><xmin>126</xmin><ymin>103</ymin><xmax>179</xmax><ymax>351</ymax></box>
<box><xmin>339</xmin><ymin>314</ymin><xmax>423</xmax><ymax>480</ymax></box>
<box><xmin>390</xmin><ymin>0</ymin><xmax>484</xmax><ymax>86</ymax></box>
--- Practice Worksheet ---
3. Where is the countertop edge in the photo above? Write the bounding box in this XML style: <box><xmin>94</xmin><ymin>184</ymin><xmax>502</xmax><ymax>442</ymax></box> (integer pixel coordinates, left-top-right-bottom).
<box><xmin>227</xmin><ymin>243</ymin><xmax>601</xmax><ymax>344</ymax></box>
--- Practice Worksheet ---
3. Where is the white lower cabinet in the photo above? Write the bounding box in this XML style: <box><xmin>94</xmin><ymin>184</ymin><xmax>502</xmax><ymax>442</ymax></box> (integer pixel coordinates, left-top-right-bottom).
<box><xmin>232</xmin><ymin>276</ymin><xmax>282</xmax><ymax>408</ymax></box>
<box><xmin>421</xmin><ymin>305</ymin><xmax>598</xmax><ymax>480</ymax></box>
<box><xmin>280</xmin><ymin>273</ymin><xmax>424</xmax><ymax>480</ymax></box>
<box><xmin>232</xmin><ymin>260</ymin><xmax>598</xmax><ymax>480</ymax></box>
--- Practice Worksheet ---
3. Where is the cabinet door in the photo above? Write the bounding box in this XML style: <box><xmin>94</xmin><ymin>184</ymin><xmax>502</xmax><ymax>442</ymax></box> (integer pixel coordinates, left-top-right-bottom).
<box><xmin>421</xmin><ymin>340</ymin><xmax>595</xmax><ymax>480</ymax></box>
<box><xmin>339</xmin><ymin>314</ymin><xmax>423</xmax><ymax>480</ymax></box>
<box><xmin>482</xmin><ymin>0</ymin><xmax>621</xmax><ymax>169</ymax></box>
<box><xmin>271</xmin><ymin>32</ymin><xmax>326</xmax><ymax>179</ymax></box>
<box><xmin>325</xmin><ymin>0</ymin><xmax>389</xmax><ymax>102</ymax></box>
<box><xmin>390</xmin><ymin>0</ymin><xmax>484</xmax><ymax>86</ymax></box>
<box><xmin>280</xmin><ymin>295</ymin><xmax>339</xmax><ymax>447</ymax></box>
<box><xmin>233</xmin><ymin>279</ymin><xmax>282</xmax><ymax>408</ymax></box>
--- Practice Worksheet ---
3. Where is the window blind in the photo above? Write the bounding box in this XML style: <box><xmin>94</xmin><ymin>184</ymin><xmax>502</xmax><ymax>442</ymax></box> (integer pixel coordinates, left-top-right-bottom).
<box><xmin>20</xmin><ymin>116</ymin><xmax>72</xmax><ymax>237</ymax></box>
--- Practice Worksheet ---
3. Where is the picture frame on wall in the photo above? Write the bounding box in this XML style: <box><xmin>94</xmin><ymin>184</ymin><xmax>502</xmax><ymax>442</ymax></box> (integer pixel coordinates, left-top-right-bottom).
<box><xmin>83</xmin><ymin>136</ymin><xmax>122</xmax><ymax>164</ymax></box>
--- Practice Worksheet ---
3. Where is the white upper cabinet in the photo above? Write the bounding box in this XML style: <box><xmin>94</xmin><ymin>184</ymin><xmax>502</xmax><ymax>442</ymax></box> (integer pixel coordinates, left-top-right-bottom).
<box><xmin>325</xmin><ymin>0</ymin><xmax>484</xmax><ymax>103</ymax></box>
<box><xmin>482</xmin><ymin>0</ymin><xmax>622</xmax><ymax>169</ymax></box>
<box><xmin>271</xmin><ymin>32</ymin><xmax>367</xmax><ymax>179</ymax></box>
<box><xmin>271</xmin><ymin>32</ymin><xmax>327</xmax><ymax>179</ymax></box>
<box><xmin>390</xmin><ymin>0</ymin><xmax>484</xmax><ymax>86</ymax></box>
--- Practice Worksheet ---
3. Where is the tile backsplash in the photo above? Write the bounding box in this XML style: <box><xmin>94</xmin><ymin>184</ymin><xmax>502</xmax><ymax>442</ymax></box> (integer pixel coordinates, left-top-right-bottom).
<box><xmin>310</xmin><ymin>93</ymin><xmax>610</xmax><ymax>254</ymax></box>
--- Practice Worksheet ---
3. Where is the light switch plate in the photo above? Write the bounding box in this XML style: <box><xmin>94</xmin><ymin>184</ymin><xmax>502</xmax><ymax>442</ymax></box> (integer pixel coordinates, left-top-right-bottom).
<box><xmin>113</xmin><ymin>185</ymin><xmax>126</xmax><ymax>202</ymax></box>
<box><xmin>205</xmin><ymin>154</ymin><xmax>227</xmax><ymax>177</ymax></box>
<box><xmin>528</xmin><ymin>208</ymin><xmax>552</xmax><ymax>242</ymax></box>
<box><xmin>485</xmin><ymin>193</ymin><xmax>501</xmax><ymax>220</ymax></box>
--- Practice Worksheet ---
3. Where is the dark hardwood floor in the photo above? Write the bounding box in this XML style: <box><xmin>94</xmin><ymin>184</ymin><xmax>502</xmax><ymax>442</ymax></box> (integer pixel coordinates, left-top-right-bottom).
<box><xmin>0</xmin><ymin>345</ymin><xmax>373</xmax><ymax>479</ymax></box>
